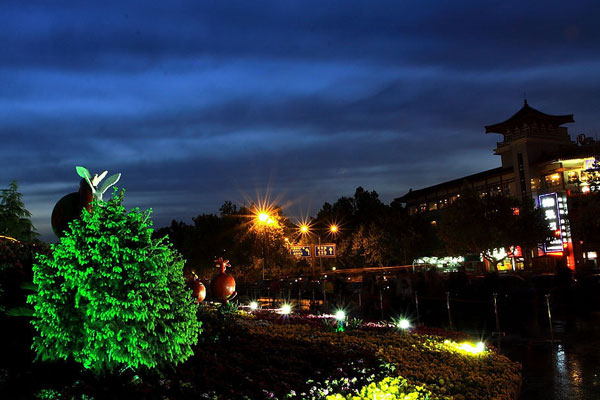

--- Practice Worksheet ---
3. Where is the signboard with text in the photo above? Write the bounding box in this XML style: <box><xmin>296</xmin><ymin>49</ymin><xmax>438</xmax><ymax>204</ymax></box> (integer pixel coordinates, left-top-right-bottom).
<box><xmin>538</xmin><ymin>192</ymin><xmax>565</xmax><ymax>253</ymax></box>
<box><xmin>290</xmin><ymin>245</ymin><xmax>311</xmax><ymax>258</ymax></box>
<box><xmin>315</xmin><ymin>244</ymin><xmax>336</xmax><ymax>258</ymax></box>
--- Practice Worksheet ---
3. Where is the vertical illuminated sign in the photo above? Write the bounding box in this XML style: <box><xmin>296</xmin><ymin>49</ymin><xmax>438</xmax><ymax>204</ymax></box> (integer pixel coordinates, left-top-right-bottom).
<box><xmin>538</xmin><ymin>192</ymin><xmax>563</xmax><ymax>253</ymax></box>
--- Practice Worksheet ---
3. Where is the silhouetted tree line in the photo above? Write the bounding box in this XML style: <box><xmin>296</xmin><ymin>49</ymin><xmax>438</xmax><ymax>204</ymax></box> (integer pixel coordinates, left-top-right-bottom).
<box><xmin>313</xmin><ymin>187</ymin><xmax>440</xmax><ymax>268</ymax></box>
<box><xmin>155</xmin><ymin>185</ymin><xmax>560</xmax><ymax>278</ymax></box>
<box><xmin>0</xmin><ymin>179</ymin><xmax>585</xmax><ymax>281</ymax></box>
<box><xmin>154</xmin><ymin>188</ymin><xmax>442</xmax><ymax>279</ymax></box>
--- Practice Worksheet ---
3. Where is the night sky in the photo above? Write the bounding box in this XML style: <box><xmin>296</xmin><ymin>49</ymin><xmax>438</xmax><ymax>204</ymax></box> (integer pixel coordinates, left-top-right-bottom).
<box><xmin>2</xmin><ymin>1</ymin><xmax>599</xmax><ymax>242</ymax></box>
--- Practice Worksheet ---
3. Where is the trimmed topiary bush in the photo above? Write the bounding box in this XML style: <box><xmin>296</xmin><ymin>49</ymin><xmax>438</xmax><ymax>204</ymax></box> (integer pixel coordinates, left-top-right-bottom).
<box><xmin>28</xmin><ymin>189</ymin><xmax>201</xmax><ymax>374</ymax></box>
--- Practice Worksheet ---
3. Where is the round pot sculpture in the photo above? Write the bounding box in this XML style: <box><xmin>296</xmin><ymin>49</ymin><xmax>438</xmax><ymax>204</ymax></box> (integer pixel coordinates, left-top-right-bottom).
<box><xmin>79</xmin><ymin>178</ymin><xmax>93</xmax><ymax>213</ymax></box>
<box><xmin>51</xmin><ymin>179</ymin><xmax>93</xmax><ymax>238</ymax></box>
<box><xmin>210</xmin><ymin>257</ymin><xmax>237</xmax><ymax>304</ymax></box>
<box><xmin>191</xmin><ymin>279</ymin><xmax>206</xmax><ymax>303</ymax></box>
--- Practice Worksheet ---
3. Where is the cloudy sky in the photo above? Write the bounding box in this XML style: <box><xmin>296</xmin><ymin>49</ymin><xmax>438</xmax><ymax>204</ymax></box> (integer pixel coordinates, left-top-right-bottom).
<box><xmin>2</xmin><ymin>1</ymin><xmax>599</xmax><ymax>242</ymax></box>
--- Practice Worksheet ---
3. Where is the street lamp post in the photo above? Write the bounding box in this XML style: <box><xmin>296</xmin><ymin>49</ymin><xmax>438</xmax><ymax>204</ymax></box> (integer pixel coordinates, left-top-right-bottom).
<box><xmin>298</xmin><ymin>223</ymin><xmax>338</xmax><ymax>276</ymax></box>
<box><xmin>255</xmin><ymin>211</ymin><xmax>277</xmax><ymax>281</ymax></box>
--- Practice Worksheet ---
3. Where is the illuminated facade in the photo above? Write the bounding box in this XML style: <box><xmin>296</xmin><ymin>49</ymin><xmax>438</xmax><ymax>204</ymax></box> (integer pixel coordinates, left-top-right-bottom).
<box><xmin>398</xmin><ymin>100</ymin><xmax>600</xmax><ymax>272</ymax></box>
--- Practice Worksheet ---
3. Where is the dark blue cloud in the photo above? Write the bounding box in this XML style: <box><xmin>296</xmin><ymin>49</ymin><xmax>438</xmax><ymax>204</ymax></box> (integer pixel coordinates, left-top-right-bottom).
<box><xmin>1</xmin><ymin>0</ymin><xmax>599</xmax><ymax>242</ymax></box>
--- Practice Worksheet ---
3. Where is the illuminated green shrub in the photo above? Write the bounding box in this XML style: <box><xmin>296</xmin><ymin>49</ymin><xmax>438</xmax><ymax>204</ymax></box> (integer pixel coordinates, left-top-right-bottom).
<box><xmin>28</xmin><ymin>189</ymin><xmax>201</xmax><ymax>373</ymax></box>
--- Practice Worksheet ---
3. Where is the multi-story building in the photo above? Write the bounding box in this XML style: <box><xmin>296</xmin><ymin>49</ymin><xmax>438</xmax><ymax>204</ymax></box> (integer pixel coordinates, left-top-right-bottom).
<box><xmin>397</xmin><ymin>100</ymin><xmax>600</xmax><ymax>272</ymax></box>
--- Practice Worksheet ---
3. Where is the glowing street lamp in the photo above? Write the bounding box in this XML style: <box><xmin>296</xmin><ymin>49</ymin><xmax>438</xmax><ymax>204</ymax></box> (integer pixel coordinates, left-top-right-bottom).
<box><xmin>296</xmin><ymin>222</ymin><xmax>340</xmax><ymax>275</ymax></box>
<box><xmin>254</xmin><ymin>207</ymin><xmax>278</xmax><ymax>280</ymax></box>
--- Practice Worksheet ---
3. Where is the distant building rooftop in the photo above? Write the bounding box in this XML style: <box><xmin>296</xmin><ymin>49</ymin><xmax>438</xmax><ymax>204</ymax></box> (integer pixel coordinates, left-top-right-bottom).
<box><xmin>396</xmin><ymin>166</ymin><xmax>509</xmax><ymax>203</ymax></box>
<box><xmin>485</xmin><ymin>99</ymin><xmax>574</xmax><ymax>134</ymax></box>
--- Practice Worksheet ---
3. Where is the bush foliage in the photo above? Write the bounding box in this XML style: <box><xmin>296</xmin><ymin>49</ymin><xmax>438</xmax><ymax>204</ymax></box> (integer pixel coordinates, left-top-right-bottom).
<box><xmin>28</xmin><ymin>189</ymin><xmax>201</xmax><ymax>374</ymax></box>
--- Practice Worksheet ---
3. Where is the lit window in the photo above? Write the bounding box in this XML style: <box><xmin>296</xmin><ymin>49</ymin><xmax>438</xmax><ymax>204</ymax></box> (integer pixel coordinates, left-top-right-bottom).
<box><xmin>530</xmin><ymin>179</ymin><xmax>537</xmax><ymax>190</ymax></box>
<box><xmin>567</xmin><ymin>171</ymin><xmax>579</xmax><ymax>184</ymax></box>
<box><xmin>587</xmin><ymin>252</ymin><xmax>597</xmax><ymax>260</ymax></box>
<box><xmin>544</xmin><ymin>173</ymin><xmax>561</xmax><ymax>188</ymax></box>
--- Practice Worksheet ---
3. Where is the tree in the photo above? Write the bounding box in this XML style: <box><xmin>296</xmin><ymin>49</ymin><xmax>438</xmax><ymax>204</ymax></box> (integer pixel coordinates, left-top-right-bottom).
<box><xmin>0</xmin><ymin>180</ymin><xmax>38</xmax><ymax>241</ymax></box>
<box><xmin>510</xmin><ymin>196</ymin><xmax>553</xmax><ymax>268</ymax></box>
<box><xmin>568</xmin><ymin>193</ymin><xmax>600</xmax><ymax>245</ymax></box>
<box><xmin>28</xmin><ymin>189</ymin><xmax>201</xmax><ymax>374</ymax></box>
<box><xmin>437</xmin><ymin>190</ymin><xmax>551</xmax><ymax>270</ymax></box>
<box><xmin>154</xmin><ymin>201</ymin><xmax>296</xmax><ymax>281</ymax></box>
<box><xmin>240</xmin><ymin>203</ymin><xmax>296</xmax><ymax>280</ymax></box>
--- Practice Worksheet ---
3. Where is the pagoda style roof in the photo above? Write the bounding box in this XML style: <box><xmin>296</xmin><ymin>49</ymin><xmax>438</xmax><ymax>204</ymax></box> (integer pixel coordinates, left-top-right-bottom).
<box><xmin>485</xmin><ymin>100</ymin><xmax>574</xmax><ymax>134</ymax></box>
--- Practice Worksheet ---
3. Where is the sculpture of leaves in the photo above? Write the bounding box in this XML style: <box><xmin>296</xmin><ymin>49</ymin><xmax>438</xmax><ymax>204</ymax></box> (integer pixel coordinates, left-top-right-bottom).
<box><xmin>76</xmin><ymin>166</ymin><xmax>122</xmax><ymax>201</ymax></box>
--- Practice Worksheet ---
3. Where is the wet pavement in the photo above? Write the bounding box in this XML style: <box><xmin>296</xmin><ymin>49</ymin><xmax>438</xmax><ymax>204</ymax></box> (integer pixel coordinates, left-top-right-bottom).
<box><xmin>500</xmin><ymin>317</ymin><xmax>600</xmax><ymax>400</ymax></box>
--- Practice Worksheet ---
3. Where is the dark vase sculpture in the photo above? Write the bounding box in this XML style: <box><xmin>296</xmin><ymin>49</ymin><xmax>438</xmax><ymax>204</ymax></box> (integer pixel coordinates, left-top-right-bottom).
<box><xmin>51</xmin><ymin>179</ymin><xmax>93</xmax><ymax>238</ymax></box>
<box><xmin>210</xmin><ymin>257</ymin><xmax>236</xmax><ymax>304</ymax></box>
<box><xmin>192</xmin><ymin>280</ymin><xmax>206</xmax><ymax>303</ymax></box>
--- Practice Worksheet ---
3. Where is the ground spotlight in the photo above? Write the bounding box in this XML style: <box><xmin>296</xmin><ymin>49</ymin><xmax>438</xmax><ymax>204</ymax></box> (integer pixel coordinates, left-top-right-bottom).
<box><xmin>249</xmin><ymin>301</ymin><xmax>259</xmax><ymax>311</ymax></box>
<box><xmin>451</xmin><ymin>341</ymin><xmax>486</xmax><ymax>355</ymax></box>
<box><xmin>398</xmin><ymin>319</ymin><xmax>411</xmax><ymax>330</ymax></box>
<box><xmin>334</xmin><ymin>310</ymin><xmax>346</xmax><ymax>321</ymax></box>
<box><xmin>280</xmin><ymin>303</ymin><xmax>292</xmax><ymax>315</ymax></box>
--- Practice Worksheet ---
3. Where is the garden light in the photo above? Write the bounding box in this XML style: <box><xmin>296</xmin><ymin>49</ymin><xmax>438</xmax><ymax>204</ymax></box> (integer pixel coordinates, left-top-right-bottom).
<box><xmin>398</xmin><ymin>319</ymin><xmax>411</xmax><ymax>330</ymax></box>
<box><xmin>249</xmin><ymin>301</ymin><xmax>259</xmax><ymax>311</ymax></box>
<box><xmin>456</xmin><ymin>341</ymin><xmax>485</xmax><ymax>354</ymax></box>
<box><xmin>334</xmin><ymin>310</ymin><xmax>346</xmax><ymax>321</ymax></box>
<box><xmin>446</xmin><ymin>340</ymin><xmax>486</xmax><ymax>355</ymax></box>
<box><xmin>280</xmin><ymin>303</ymin><xmax>292</xmax><ymax>315</ymax></box>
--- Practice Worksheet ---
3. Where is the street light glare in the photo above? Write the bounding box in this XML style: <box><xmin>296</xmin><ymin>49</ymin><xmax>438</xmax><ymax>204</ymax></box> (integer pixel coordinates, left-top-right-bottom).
<box><xmin>330</xmin><ymin>224</ymin><xmax>338</xmax><ymax>233</ymax></box>
<box><xmin>258</xmin><ymin>213</ymin><xmax>270</xmax><ymax>223</ymax></box>
<box><xmin>300</xmin><ymin>225</ymin><xmax>309</xmax><ymax>233</ymax></box>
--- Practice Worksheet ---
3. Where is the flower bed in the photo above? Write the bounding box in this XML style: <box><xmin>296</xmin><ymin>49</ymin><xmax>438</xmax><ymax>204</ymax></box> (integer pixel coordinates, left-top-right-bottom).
<box><xmin>10</xmin><ymin>306</ymin><xmax>521</xmax><ymax>399</ymax></box>
<box><xmin>242</xmin><ymin>319</ymin><xmax>521</xmax><ymax>400</ymax></box>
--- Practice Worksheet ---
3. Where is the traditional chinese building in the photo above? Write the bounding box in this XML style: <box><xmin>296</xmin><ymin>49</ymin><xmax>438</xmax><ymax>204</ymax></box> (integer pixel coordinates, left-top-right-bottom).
<box><xmin>397</xmin><ymin>100</ymin><xmax>600</xmax><ymax>272</ymax></box>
